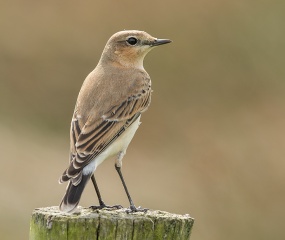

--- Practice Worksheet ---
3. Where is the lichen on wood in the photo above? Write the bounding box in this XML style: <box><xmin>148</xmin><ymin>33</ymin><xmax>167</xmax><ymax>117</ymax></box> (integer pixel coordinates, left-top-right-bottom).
<box><xmin>30</xmin><ymin>206</ymin><xmax>194</xmax><ymax>240</ymax></box>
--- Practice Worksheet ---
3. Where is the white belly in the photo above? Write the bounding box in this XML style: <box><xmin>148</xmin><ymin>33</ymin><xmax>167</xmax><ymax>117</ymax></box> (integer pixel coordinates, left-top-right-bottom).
<box><xmin>82</xmin><ymin>116</ymin><xmax>141</xmax><ymax>175</ymax></box>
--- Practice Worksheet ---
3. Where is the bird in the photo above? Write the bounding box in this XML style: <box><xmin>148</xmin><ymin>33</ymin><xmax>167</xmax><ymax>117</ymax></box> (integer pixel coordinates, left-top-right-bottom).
<box><xmin>59</xmin><ymin>30</ymin><xmax>171</xmax><ymax>213</ymax></box>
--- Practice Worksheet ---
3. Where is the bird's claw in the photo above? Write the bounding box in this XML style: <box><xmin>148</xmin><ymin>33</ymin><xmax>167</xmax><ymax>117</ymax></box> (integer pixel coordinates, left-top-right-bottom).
<box><xmin>90</xmin><ymin>204</ymin><xmax>123</xmax><ymax>211</ymax></box>
<box><xmin>126</xmin><ymin>205</ymin><xmax>148</xmax><ymax>213</ymax></box>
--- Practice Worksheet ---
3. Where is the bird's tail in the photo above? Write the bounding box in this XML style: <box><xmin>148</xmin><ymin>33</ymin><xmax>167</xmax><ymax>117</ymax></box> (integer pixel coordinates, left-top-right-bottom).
<box><xmin>59</xmin><ymin>173</ymin><xmax>91</xmax><ymax>213</ymax></box>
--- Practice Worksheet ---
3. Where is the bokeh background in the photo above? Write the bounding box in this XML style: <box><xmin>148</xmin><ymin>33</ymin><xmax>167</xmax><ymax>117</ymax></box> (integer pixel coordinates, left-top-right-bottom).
<box><xmin>1</xmin><ymin>0</ymin><xmax>285</xmax><ymax>239</ymax></box>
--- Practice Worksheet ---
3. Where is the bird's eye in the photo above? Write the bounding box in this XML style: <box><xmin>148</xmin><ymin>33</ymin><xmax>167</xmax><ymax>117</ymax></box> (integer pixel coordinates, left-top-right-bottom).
<box><xmin>126</xmin><ymin>37</ymin><xmax>138</xmax><ymax>45</ymax></box>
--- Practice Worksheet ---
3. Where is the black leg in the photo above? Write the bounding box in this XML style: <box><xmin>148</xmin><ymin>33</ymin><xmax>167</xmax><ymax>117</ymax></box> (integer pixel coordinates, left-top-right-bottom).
<box><xmin>90</xmin><ymin>174</ymin><xmax>122</xmax><ymax>210</ymax></box>
<box><xmin>115</xmin><ymin>165</ymin><xmax>148</xmax><ymax>213</ymax></box>
<box><xmin>90</xmin><ymin>174</ymin><xmax>105</xmax><ymax>206</ymax></box>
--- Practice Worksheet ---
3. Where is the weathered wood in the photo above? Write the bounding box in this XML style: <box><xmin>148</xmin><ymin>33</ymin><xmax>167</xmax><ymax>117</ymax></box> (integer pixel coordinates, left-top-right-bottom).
<box><xmin>30</xmin><ymin>206</ymin><xmax>194</xmax><ymax>240</ymax></box>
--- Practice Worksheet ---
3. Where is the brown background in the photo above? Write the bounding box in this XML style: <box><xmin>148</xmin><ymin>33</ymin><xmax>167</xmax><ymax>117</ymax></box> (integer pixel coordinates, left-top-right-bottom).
<box><xmin>1</xmin><ymin>0</ymin><xmax>285</xmax><ymax>239</ymax></box>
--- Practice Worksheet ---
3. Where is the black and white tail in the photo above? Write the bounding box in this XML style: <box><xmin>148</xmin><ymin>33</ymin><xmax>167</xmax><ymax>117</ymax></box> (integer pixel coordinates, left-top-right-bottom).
<box><xmin>59</xmin><ymin>173</ymin><xmax>92</xmax><ymax>213</ymax></box>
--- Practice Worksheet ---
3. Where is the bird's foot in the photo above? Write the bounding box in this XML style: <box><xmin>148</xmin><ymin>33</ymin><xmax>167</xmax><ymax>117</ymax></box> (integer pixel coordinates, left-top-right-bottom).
<box><xmin>90</xmin><ymin>202</ymin><xmax>123</xmax><ymax>211</ymax></box>
<box><xmin>125</xmin><ymin>205</ymin><xmax>148</xmax><ymax>214</ymax></box>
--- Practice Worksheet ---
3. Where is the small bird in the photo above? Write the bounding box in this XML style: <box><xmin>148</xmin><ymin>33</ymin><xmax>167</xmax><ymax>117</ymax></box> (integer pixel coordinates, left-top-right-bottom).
<box><xmin>59</xmin><ymin>30</ymin><xmax>171</xmax><ymax>213</ymax></box>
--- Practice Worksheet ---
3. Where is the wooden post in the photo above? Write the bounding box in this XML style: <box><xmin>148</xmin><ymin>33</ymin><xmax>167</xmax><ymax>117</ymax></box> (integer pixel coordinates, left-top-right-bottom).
<box><xmin>30</xmin><ymin>206</ymin><xmax>194</xmax><ymax>240</ymax></box>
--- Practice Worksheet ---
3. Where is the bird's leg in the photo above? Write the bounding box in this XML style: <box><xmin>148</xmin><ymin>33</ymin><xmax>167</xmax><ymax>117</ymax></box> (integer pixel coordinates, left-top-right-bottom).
<box><xmin>90</xmin><ymin>174</ymin><xmax>105</xmax><ymax>207</ymax></box>
<box><xmin>115</xmin><ymin>164</ymin><xmax>148</xmax><ymax>213</ymax></box>
<box><xmin>89</xmin><ymin>174</ymin><xmax>122</xmax><ymax>210</ymax></box>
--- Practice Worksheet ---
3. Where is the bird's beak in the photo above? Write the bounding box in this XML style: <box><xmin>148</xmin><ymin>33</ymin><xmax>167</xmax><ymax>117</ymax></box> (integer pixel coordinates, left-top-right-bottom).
<box><xmin>151</xmin><ymin>39</ymin><xmax>172</xmax><ymax>46</ymax></box>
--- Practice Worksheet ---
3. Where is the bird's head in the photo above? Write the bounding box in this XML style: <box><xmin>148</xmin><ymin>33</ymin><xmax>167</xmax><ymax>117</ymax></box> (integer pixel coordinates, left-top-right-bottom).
<box><xmin>100</xmin><ymin>30</ymin><xmax>172</xmax><ymax>69</ymax></box>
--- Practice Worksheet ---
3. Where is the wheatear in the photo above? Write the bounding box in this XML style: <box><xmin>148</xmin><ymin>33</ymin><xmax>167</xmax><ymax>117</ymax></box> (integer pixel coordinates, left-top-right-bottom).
<box><xmin>59</xmin><ymin>30</ymin><xmax>171</xmax><ymax>213</ymax></box>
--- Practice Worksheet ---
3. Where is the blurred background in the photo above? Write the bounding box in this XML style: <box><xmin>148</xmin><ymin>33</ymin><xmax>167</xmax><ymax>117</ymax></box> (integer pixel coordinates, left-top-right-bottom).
<box><xmin>1</xmin><ymin>0</ymin><xmax>285</xmax><ymax>239</ymax></box>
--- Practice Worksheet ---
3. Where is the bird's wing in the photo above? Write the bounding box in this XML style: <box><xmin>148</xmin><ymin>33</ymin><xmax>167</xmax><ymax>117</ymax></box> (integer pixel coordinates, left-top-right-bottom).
<box><xmin>60</xmin><ymin>81</ymin><xmax>151</xmax><ymax>184</ymax></box>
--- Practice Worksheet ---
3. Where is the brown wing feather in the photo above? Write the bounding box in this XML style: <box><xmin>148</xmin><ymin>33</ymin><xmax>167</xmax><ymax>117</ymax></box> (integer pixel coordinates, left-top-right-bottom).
<box><xmin>60</xmin><ymin>81</ymin><xmax>151</xmax><ymax>182</ymax></box>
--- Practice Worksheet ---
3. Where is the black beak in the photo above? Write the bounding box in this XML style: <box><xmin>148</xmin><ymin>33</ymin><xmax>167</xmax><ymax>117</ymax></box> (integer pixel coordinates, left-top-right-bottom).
<box><xmin>151</xmin><ymin>38</ymin><xmax>172</xmax><ymax>46</ymax></box>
